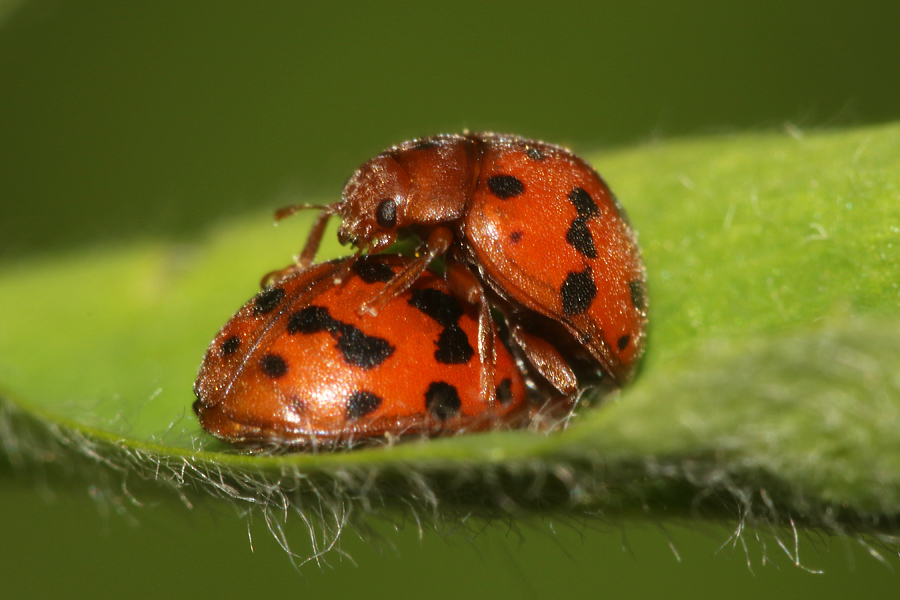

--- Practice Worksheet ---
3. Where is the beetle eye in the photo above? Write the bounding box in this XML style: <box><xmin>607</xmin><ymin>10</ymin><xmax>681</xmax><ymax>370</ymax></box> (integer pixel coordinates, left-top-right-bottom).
<box><xmin>375</xmin><ymin>198</ymin><xmax>397</xmax><ymax>229</ymax></box>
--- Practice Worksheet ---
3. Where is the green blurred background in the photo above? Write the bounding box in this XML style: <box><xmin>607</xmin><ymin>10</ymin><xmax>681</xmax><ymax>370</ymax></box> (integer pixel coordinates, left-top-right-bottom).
<box><xmin>2</xmin><ymin>1</ymin><xmax>900</xmax><ymax>597</ymax></box>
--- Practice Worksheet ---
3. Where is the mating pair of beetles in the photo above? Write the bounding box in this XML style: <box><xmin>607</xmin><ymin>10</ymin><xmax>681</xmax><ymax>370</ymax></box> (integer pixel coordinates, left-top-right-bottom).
<box><xmin>193</xmin><ymin>132</ymin><xmax>648</xmax><ymax>449</ymax></box>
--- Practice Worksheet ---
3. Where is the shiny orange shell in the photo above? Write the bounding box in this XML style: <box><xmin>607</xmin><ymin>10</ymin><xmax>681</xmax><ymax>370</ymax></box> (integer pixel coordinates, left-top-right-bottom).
<box><xmin>193</xmin><ymin>255</ymin><xmax>529</xmax><ymax>448</ymax></box>
<box><xmin>466</xmin><ymin>136</ymin><xmax>646</xmax><ymax>381</ymax></box>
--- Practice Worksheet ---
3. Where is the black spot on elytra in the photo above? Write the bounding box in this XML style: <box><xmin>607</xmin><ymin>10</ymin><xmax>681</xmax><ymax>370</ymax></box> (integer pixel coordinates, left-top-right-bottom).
<box><xmin>337</xmin><ymin>327</ymin><xmax>395</xmax><ymax>369</ymax></box>
<box><xmin>509</xmin><ymin>230</ymin><xmax>523</xmax><ymax>244</ymax></box>
<box><xmin>259</xmin><ymin>353</ymin><xmax>288</xmax><ymax>378</ymax></box>
<box><xmin>353</xmin><ymin>257</ymin><xmax>395</xmax><ymax>284</ymax></box>
<box><xmin>565</xmin><ymin>217</ymin><xmax>597</xmax><ymax>258</ymax></box>
<box><xmin>287</xmin><ymin>306</ymin><xmax>331</xmax><ymax>334</ymax></box>
<box><xmin>220</xmin><ymin>335</ymin><xmax>241</xmax><ymax>357</ymax></box>
<box><xmin>345</xmin><ymin>390</ymin><xmax>382</xmax><ymax>421</ymax></box>
<box><xmin>495</xmin><ymin>378</ymin><xmax>514</xmax><ymax>405</ymax></box>
<box><xmin>487</xmin><ymin>174</ymin><xmax>525</xmax><ymax>200</ymax></box>
<box><xmin>617</xmin><ymin>334</ymin><xmax>631</xmax><ymax>351</ymax></box>
<box><xmin>560</xmin><ymin>267</ymin><xmax>597</xmax><ymax>316</ymax></box>
<box><xmin>253</xmin><ymin>287</ymin><xmax>285</xmax><ymax>315</ymax></box>
<box><xmin>525</xmin><ymin>146</ymin><xmax>545</xmax><ymax>161</ymax></box>
<box><xmin>628</xmin><ymin>280</ymin><xmax>645</xmax><ymax>312</ymax></box>
<box><xmin>408</xmin><ymin>288</ymin><xmax>474</xmax><ymax>364</ymax></box>
<box><xmin>287</xmin><ymin>305</ymin><xmax>395</xmax><ymax>369</ymax></box>
<box><xmin>564</xmin><ymin>188</ymin><xmax>600</xmax><ymax>258</ymax></box>
<box><xmin>568</xmin><ymin>187</ymin><xmax>600</xmax><ymax>217</ymax></box>
<box><xmin>408</xmin><ymin>287</ymin><xmax>464</xmax><ymax>325</ymax></box>
<box><xmin>425</xmin><ymin>381</ymin><xmax>462</xmax><ymax>420</ymax></box>
<box><xmin>435</xmin><ymin>328</ymin><xmax>474</xmax><ymax>364</ymax></box>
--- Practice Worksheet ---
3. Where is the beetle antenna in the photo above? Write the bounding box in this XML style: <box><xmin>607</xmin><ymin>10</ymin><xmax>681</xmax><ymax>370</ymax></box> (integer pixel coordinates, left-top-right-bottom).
<box><xmin>332</xmin><ymin>247</ymin><xmax>365</xmax><ymax>285</ymax></box>
<box><xmin>274</xmin><ymin>202</ymin><xmax>339</xmax><ymax>222</ymax></box>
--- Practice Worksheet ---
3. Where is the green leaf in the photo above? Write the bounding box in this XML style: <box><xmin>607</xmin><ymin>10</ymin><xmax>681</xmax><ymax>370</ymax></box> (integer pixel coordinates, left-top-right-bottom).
<box><xmin>2</xmin><ymin>122</ymin><xmax>900</xmax><ymax>557</ymax></box>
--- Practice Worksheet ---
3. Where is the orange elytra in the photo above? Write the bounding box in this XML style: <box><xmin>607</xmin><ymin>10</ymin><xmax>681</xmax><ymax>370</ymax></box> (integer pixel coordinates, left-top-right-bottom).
<box><xmin>193</xmin><ymin>255</ymin><xmax>539</xmax><ymax>448</ymax></box>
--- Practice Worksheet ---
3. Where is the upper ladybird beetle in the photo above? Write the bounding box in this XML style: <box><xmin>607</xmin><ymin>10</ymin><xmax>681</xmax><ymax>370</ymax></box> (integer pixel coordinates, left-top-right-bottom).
<box><xmin>193</xmin><ymin>255</ymin><xmax>545</xmax><ymax>448</ymax></box>
<box><xmin>279</xmin><ymin>133</ymin><xmax>647</xmax><ymax>394</ymax></box>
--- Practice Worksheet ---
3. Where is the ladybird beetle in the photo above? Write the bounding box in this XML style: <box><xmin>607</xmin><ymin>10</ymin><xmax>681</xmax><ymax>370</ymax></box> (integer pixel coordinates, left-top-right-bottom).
<box><xmin>279</xmin><ymin>133</ymin><xmax>647</xmax><ymax>393</ymax></box>
<box><xmin>193</xmin><ymin>255</ymin><xmax>535</xmax><ymax>448</ymax></box>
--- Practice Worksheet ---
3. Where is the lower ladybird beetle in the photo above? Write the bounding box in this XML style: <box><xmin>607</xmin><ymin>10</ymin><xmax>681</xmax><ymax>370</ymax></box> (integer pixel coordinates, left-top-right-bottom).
<box><xmin>193</xmin><ymin>255</ymin><xmax>551</xmax><ymax>449</ymax></box>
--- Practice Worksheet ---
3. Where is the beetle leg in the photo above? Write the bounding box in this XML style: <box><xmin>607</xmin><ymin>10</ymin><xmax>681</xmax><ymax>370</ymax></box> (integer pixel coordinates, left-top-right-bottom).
<box><xmin>509</xmin><ymin>323</ymin><xmax>578</xmax><ymax>396</ymax></box>
<box><xmin>445</xmin><ymin>261</ymin><xmax>497</xmax><ymax>410</ymax></box>
<box><xmin>296</xmin><ymin>209</ymin><xmax>333</xmax><ymax>269</ymax></box>
<box><xmin>358</xmin><ymin>226</ymin><xmax>454</xmax><ymax>316</ymax></box>
<box><xmin>560</xmin><ymin>317</ymin><xmax>624</xmax><ymax>387</ymax></box>
<box><xmin>331</xmin><ymin>247</ymin><xmax>364</xmax><ymax>284</ymax></box>
<box><xmin>259</xmin><ymin>265</ymin><xmax>297</xmax><ymax>288</ymax></box>
<box><xmin>258</xmin><ymin>208</ymin><xmax>336</xmax><ymax>287</ymax></box>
